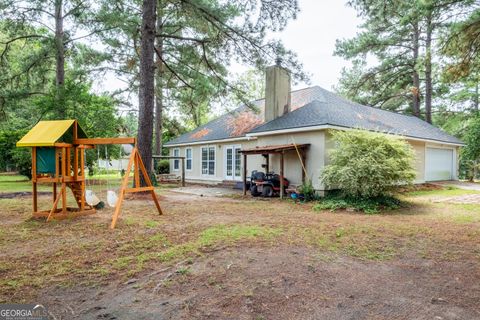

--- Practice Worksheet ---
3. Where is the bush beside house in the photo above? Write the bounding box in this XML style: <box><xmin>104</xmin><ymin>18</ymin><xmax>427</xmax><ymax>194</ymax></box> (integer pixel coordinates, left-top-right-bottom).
<box><xmin>317</xmin><ymin>130</ymin><xmax>416</xmax><ymax>213</ymax></box>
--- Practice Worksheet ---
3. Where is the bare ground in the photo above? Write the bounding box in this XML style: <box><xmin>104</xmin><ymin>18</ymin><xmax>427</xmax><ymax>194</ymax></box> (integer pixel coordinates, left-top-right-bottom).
<box><xmin>1</xmin><ymin>187</ymin><xmax>480</xmax><ymax>320</ymax></box>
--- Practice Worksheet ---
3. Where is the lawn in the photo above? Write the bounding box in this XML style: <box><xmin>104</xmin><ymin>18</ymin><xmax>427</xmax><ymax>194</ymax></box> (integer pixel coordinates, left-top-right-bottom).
<box><xmin>0</xmin><ymin>180</ymin><xmax>479</xmax><ymax>319</ymax></box>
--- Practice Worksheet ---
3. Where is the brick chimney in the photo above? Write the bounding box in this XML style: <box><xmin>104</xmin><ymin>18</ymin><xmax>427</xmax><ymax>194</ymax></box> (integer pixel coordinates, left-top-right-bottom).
<box><xmin>264</xmin><ymin>60</ymin><xmax>291</xmax><ymax>123</ymax></box>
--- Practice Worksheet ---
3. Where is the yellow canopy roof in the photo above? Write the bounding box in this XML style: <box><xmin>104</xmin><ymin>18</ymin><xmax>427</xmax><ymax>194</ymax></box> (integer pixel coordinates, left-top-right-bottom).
<box><xmin>17</xmin><ymin>120</ymin><xmax>82</xmax><ymax>147</ymax></box>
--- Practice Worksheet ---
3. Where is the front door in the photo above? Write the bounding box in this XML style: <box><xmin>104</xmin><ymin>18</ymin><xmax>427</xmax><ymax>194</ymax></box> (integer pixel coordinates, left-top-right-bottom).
<box><xmin>225</xmin><ymin>145</ymin><xmax>242</xmax><ymax>180</ymax></box>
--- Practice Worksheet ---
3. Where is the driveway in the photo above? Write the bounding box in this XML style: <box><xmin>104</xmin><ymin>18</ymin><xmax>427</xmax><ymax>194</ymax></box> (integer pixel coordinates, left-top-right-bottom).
<box><xmin>431</xmin><ymin>181</ymin><xmax>480</xmax><ymax>191</ymax></box>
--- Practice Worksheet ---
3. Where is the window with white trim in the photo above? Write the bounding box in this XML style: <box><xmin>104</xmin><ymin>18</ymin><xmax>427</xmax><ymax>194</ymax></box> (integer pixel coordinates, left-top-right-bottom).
<box><xmin>173</xmin><ymin>148</ymin><xmax>180</xmax><ymax>171</ymax></box>
<box><xmin>186</xmin><ymin>148</ymin><xmax>192</xmax><ymax>171</ymax></box>
<box><xmin>201</xmin><ymin>146</ymin><xmax>215</xmax><ymax>175</ymax></box>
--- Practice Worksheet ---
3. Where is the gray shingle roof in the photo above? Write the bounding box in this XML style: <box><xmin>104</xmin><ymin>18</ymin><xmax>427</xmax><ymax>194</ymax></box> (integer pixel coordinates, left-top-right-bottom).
<box><xmin>165</xmin><ymin>86</ymin><xmax>463</xmax><ymax>146</ymax></box>
<box><xmin>165</xmin><ymin>86</ymin><xmax>323</xmax><ymax>145</ymax></box>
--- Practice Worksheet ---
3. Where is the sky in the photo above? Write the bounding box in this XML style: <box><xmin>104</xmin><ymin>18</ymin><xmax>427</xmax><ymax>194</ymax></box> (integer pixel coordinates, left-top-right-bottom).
<box><xmin>268</xmin><ymin>0</ymin><xmax>362</xmax><ymax>90</ymax></box>
<box><xmin>102</xmin><ymin>0</ymin><xmax>363</xmax><ymax>110</ymax></box>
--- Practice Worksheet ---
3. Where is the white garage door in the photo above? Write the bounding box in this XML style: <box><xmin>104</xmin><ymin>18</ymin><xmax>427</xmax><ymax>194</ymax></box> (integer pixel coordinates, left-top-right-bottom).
<box><xmin>426</xmin><ymin>148</ymin><xmax>454</xmax><ymax>181</ymax></box>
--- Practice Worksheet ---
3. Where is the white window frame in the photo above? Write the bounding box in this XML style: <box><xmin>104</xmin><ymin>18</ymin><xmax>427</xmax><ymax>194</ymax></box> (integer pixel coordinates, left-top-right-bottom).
<box><xmin>200</xmin><ymin>146</ymin><xmax>216</xmax><ymax>176</ymax></box>
<box><xmin>185</xmin><ymin>147</ymin><xmax>193</xmax><ymax>171</ymax></box>
<box><xmin>224</xmin><ymin>144</ymin><xmax>242</xmax><ymax>180</ymax></box>
<box><xmin>173</xmin><ymin>148</ymin><xmax>180</xmax><ymax>171</ymax></box>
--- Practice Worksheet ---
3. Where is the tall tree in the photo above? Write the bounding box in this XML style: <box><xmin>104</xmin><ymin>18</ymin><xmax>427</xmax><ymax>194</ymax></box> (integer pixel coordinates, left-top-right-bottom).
<box><xmin>154</xmin><ymin>0</ymin><xmax>164</xmax><ymax>155</ymax></box>
<box><xmin>138</xmin><ymin>0</ymin><xmax>157</xmax><ymax>177</ymax></box>
<box><xmin>0</xmin><ymin>0</ymin><xmax>99</xmax><ymax>118</ymax></box>
<box><xmin>335</xmin><ymin>0</ymin><xmax>471</xmax><ymax>123</ymax></box>
<box><xmin>98</xmin><ymin>0</ymin><xmax>306</xmax><ymax>175</ymax></box>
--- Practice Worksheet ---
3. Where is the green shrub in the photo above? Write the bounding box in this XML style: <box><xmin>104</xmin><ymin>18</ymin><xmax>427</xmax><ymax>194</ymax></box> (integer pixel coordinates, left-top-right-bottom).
<box><xmin>155</xmin><ymin>159</ymin><xmax>170</xmax><ymax>174</ymax></box>
<box><xmin>313</xmin><ymin>193</ymin><xmax>403</xmax><ymax>214</ymax></box>
<box><xmin>0</xmin><ymin>129</ymin><xmax>31</xmax><ymax>178</ymax></box>
<box><xmin>297</xmin><ymin>179</ymin><xmax>318</xmax><ymax>202</ymax></box>
<box><xmin>321</xmin><ymin>130</ymin><xmax>416</xmax><ymax>198</ymax></box>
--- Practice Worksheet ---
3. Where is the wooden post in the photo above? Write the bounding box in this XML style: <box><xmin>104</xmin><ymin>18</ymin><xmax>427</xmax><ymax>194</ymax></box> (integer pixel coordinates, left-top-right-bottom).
<box><xmin>243</xmin><ymin>153</ymin><xmax>247</xmax><ymax>196</ymax></box>
<box><xmin>66</xmin><ymin>147</ymin><xmax>71</xmax><ymax>177</ymax></box>
<box><xmin>280</xmin><ymin>152</ymin><xmax>284</xmax><ymax>199</ymax></box>
<box><xmin>73</xmin><ymin>147</ymin><xmax>78</xmax><ymax>180</ymax></box>
<box><xmin>135</xmin><ymin>150</ymin><xmax>162</xmax><ymax>215</ymax></box>
<box><xmin>265</xmin><ymin>154</ymin><xmax>269</xmax><ymax>173</ymax></box>
<box><xmin>80</xmin><ymin>148</ymin><xmax>85</xmax><ymax>210</ymax></box>
<box><xmin>111</xmin><ymin>149</ymin><xmax>135</xmax><ymax>229</ymax></box>
<box><xmin>181</xmin><ymin>158</ymin><xmax>185</xmax><ymax>187</ymax></box>
<box><xmin>301</xmin><ymin>150</ymin><xmax>306</xmax><ymax>184</ymax></box>
<box><xmin>61</xmin><ymin>147</ymin><xmax>67</xmax><ymax>213</ymax></box>
<box><xmin>32</xmin><ymin>147</ymin><xmax>37</xmax><ymax>213</ymax></box>
<box><xmin>54</xmin><ymin>149</ymin><xmax>60</xmax><ymax>211</ymax></box>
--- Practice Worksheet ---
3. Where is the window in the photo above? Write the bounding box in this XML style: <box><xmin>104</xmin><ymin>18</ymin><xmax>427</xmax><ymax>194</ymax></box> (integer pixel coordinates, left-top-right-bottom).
<box><xmin>201</xmin><ymin>146</ymin><xmax>215</xmax><ymax>175</ymax></box>
<box><xmin>235</xmin><ymin>147</ymin><xmax>241</xmax><ymax>177</ymax></box>
<box><xmin>226</xmin><ymin>148</ymin><xmax>233</xmax><ymax>177</ymax></box>
<box><xmin>173</xmin><ymin>148</ymin><xmax>180</xmax><ymax>171</ymax></box>
<box><xmin>186</xmin><ymin>148</ymin><xmax>192</xmax><ymax>171</ymax></box>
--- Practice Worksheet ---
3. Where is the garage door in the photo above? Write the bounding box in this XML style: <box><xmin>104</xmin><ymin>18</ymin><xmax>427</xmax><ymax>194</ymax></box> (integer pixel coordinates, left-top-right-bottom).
<box><xmin>426</xmin><ymin>148</ymin><xmax>454</xmax><ymax>181</ymax></box>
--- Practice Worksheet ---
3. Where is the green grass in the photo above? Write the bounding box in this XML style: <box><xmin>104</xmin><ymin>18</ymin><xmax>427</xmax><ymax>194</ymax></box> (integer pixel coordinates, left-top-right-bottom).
<box><xmin>0</xmin><ymin>175</ymin><xmax>46</xmax><ymax>192</ymax></box>
<box><xmin>0</xmin><ymin>173</ymin><xmax>178</xmax><ymax>193</ymax></box>
<box><xmin>103</xmin><ymin>224</ymin><xmax>283</xmax><ymax>278</ymax></box>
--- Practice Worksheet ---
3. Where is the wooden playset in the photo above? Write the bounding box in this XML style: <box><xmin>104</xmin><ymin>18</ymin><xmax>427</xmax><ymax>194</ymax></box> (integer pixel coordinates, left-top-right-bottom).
<box><xmin>16</xmin><ymin>120</ymin><xmax>162</xmax><ymax>229</ymax></box>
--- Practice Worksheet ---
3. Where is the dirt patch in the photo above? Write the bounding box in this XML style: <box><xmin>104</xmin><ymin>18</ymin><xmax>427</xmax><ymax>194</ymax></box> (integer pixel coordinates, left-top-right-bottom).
<box><xmin>0</xmin><ymin>191</ymin><xmax>51</xmax><ymax>199</ymax></box>
<box><xmin>1</xmin><ymin>186</ymin><xmax>480</xmax><ymax>319</ymax></box>
<box><xmin>40</xmin><ymin>246</ymin><xmax>480</xmax><ymax>319</ymax></box>
<box><xmin>397</xmin><ymin>183</ymin><xmax>444</xmax><ymax>193</ymax></box>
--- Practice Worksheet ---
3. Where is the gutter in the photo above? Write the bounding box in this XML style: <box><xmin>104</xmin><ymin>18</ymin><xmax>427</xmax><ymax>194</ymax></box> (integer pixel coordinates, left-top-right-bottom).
<box><xmin>165</xmin><ymin>136</ymin><xmax>257</xmax><ymax>147</ymax></box>
<box><xmin>246</xmin><ymin>124</ymin><xmax>465</xmax><ymax>147</ymax></box>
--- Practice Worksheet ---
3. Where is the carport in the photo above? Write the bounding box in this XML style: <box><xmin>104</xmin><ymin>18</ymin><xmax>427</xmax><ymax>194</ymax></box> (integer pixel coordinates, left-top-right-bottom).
<box><xmin>240</xmin><ymin>143</ymin><xmax>310</xmax><ymax>199</ymax></box>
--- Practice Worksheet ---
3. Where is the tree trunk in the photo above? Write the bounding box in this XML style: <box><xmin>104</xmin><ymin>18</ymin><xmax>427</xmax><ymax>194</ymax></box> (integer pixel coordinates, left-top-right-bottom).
<box><xmin>137</xmin><ymin>0</ymin><xmax>157</xmax><ymax>183</ymax></box>
<box><xmin>412</xmin><ymin>20</ymin><xmax>421</xmax><ymax>118</ymax></box>
<box><xmin>55</xmin><ymin>0</ymin><xmax>65</xmax><ymax>118</ymax></box>
<box><xmin>425</xmin><ymin>13</ymin><xmax>433</xmax><ymax>124</ymax></box>
<box><xmin>154</xmin><ymin>1</ymin><xmax>164</xmax><ymax>156</ymax></box>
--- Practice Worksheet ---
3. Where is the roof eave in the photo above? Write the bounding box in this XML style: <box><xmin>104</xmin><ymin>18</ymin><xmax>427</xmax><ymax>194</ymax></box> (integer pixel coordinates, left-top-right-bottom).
<box><xmin>247</xmin><ymin>124</ymin><xmax>464</xmax><ymax>147</ymax></box>
<box><xmin>165</xmin><ymin>136</ymin><xmax>256</xmax><ymax>147</ymax></box>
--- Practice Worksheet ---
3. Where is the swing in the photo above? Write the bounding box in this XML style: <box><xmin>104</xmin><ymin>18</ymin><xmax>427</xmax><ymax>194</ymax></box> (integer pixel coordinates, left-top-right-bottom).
<box><xmin>105</xmin><ymin>145</ymin><xmax>121</xmax><ymax>208</ymax></box>
<box><xmin>85</xmin><ymin>149</ymin><xmax>100</xmax><ymax>206</ymax></box>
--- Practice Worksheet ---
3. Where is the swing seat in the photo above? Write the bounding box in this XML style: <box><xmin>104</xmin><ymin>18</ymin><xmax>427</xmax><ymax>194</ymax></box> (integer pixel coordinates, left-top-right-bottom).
<box><xmin>86</xmin><ymin>189</ymin><xmax>100</xmax><ymax>206</ymax></box>
<box><xmin>107</xmin><ymin>190</ymin><xmax>118</xmax><ymax>208</ymax></box>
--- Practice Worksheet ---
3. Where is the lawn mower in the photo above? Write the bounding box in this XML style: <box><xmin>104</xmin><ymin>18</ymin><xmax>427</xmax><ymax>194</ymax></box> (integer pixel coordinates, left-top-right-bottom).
<box><xmin>249</xmin><ymin>170</ymin><xmax>289</xmax><ymax>197</ymax></box>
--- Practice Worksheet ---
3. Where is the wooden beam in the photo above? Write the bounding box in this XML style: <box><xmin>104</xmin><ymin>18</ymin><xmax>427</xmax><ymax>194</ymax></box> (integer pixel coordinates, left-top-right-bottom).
<box><xmin>181</xmin><ymin>158</ymin><xmax>185</xmax><ymax>187</ymax></box>
<box><xmin>124</xmin><ymin>186</ymin><xmax>155</xmax><ymax>193</ymax></box>
<box><xmin>32</xmin><ymin>147</ymin><xmax>37</xmax><ymax>212</ymax></box>
<box><xmin>47</xmin><ymin>184</ymin><xmax>65</xmax><ymax>222</ymax></box>
<box><xmin>135</xmin><ymin>149</ymin><xmax>163</xmax><ymax>215</ymax></box>
<box><xmin>280</xmin><ymin>152</ymin><xmax>284</xmax><ymax>199</ymax></box>
<box><xmin>74</xmin><ymin>137</ymin><xmax>136</xmax><ymax>145</ymax></box>
<box><xmin>151</xmin><ymin>155</ymin><xmax>185</xmax><ymax>159</ymax></box>
<box><xmin>243</xmin><ymin>154</ymin><xmax>247</xmax><ymax>196</ymax></box>
<box><xmin>265</xmin><ymin>154</ymin><xmax>269</xmax><ymax>173</ymax></box>
<box><xmin>61</xmin><ymin>147</ymin><xmax>67</xmax><ymax>213</ymax></box>
<box><xmin>110</xmin><ymin>148</ymin><xmax>135</xmax><ymax>229</ymax></box>
<box><xmin>301</xmin><ymin>150</ymin><xmax>307</xmax><ymax>184</ymax></box>
<box><xmin>54</xmin><ymin>143</ymin><xmax>73</xmax><ymax>148</ymax></box>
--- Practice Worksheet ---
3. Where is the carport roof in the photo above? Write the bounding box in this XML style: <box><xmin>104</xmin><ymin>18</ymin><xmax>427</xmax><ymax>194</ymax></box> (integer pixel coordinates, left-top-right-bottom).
<box><xmin>240</xmin><ymin>143</ymin><xmax>310</xmax><ymax>154</ymax></box>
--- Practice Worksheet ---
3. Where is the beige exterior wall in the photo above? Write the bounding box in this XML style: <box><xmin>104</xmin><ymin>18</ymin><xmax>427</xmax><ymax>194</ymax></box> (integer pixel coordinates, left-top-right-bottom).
<box><xmin>169</xmin><ymin>139</ymin><xmax>264</xmax><ymax>184</ymax></box>
<box><xmin>253</xmin><ymin>131</ymin><xmax>326</xmax><ymax>190</ymax></box>
<box><xmin>408</xmin><ymin>140</ymin><xmax>426</xmax><ymax>183</ymax></box>
<box><xmin>168</xmin><ymin>129</ymin><xmax>460</xmax><ymax>188</ymax></box>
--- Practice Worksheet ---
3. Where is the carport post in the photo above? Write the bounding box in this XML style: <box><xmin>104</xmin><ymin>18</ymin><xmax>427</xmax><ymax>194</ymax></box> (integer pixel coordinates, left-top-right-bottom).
<box><xmin>243</xmin><ymin>153</ymin><xmax>247</xmax><ymax>196</ymax></box>
<box><xmin>280</xmin><ymin>152</ymin><xmax>284</xmax><ymax>199</ymax></box>
<box><xmin>181</xmin><ymin>158</ymin><xmax>185</xmax><ymax>187</ymax></box>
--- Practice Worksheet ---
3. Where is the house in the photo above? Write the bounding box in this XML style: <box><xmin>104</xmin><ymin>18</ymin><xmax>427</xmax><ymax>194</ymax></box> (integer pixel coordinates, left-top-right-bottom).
<box><xmin>165</xmin><ymin>64</ymin><xmax>463</xmax><ymax>193</ymax></box>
